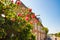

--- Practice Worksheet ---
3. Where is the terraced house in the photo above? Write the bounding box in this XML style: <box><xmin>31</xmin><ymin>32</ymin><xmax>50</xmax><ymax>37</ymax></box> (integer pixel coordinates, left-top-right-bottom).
<box><xmin>5</xmin><ymin>0</ymin><xmax>46</xmax><ymax>40</ymax></box>
<box><xmin>15</xmin><ymin>0</ymin><xmax>46</xmax><ymax>40</ymax></box>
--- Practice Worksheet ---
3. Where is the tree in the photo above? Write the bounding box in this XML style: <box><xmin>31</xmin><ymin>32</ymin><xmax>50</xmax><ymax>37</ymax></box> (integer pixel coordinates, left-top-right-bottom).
<box><xmin>42</xmin><ymin>27</ymin><xmax>49</xmax><ymax>40</ymax></box>
<box><xmin>42</xmin><ymin>27</ymin><xmax>49</xmax><ymax>34</ymax></box>
<box><xmin>55</xmin><ymin>32</ymin><xmax>60</xmax><ymax>37</ymax></box>
<box><xmin>0</xmin><ymin>0</ymin><xmax>36</xmax><ymax>40</ymax></box>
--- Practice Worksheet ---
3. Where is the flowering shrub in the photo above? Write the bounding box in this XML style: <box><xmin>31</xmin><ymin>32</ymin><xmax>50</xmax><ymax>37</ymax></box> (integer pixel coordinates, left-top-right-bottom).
<box><xmin>0</xmin><ymin>0</ymin><xmax>38</xmax><ymax>40</ymax></box>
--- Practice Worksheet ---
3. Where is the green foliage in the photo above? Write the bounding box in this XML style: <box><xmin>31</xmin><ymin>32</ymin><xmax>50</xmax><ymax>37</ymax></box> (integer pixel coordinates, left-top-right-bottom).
<box><xmin>0</xmin><ymin>0</ymin><xmax>36</xmax><ymax>40</ymax></box>
<box><xmin>55</xmin><ymin>32</ymin><xmax>60</xmax><ymax>37</ymax></box>
<box><xmin>42</xmin><ymin>27</ymin><xmax>49</xmax><ymax>34</ymax></box>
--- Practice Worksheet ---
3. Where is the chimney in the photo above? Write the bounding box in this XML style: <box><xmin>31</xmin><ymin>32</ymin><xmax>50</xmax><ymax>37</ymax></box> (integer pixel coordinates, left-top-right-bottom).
<box><xmin>16</xmin><ymin>0</ymin><xmax>27</xmax><ymax>8</ymax></box>
<box><xmin>16</xmin><ymin>0</ymin><xmax>20</xmax><ymax>1</ymax></box>
<box><xmin>16</xmin><ymin>0</ymin><xmax>21</xmax><ymax>3</ymax></box>
<box><xmin>16</xmin><ymin>0</ymin><xmax>20</xmax><ymax>2</ymax></box>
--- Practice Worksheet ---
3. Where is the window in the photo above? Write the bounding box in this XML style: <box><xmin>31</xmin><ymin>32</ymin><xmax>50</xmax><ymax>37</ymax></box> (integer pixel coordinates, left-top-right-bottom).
<box><xmin>34</xmin><ymin>23</ymin><xmax>37</xmax><ymax>30</ymax></box>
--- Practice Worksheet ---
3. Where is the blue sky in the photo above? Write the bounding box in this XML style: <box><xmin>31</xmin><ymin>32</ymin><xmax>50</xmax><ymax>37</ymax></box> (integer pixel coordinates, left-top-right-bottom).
<box><xmin>14</xmin><ymin>0</ymin><xmax>60</xmax><ymax>34</ymax></box>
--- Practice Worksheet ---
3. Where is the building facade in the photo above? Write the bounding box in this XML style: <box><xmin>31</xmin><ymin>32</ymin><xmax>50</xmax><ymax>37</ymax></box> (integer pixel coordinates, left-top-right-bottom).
<box><xmin>32</xmin><ymin>22</ymin><xmax>46</xmax><ymax>40</ymax></box>
<box><xmin>15</xmin><ymin>0</ymin><xmax>46</xmax><ymax>40</ymax></box>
